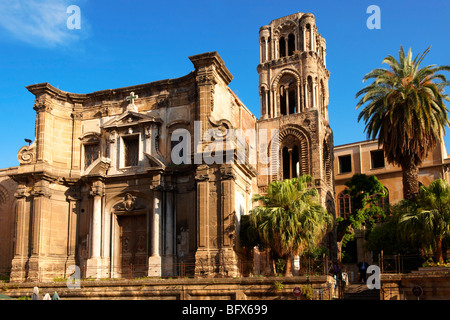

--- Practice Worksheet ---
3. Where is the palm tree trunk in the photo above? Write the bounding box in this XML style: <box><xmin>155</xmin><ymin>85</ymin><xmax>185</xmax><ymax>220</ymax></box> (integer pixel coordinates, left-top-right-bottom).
<box><xmin>284</xmin><ymin>254</ymin><xmax>292</xmax><ymax>277</ymax></box>
<box><xmin>401</xmin><ymin>159</ymin><xmax>420</xmax><ymax>201</ymax></box>
<box><xmin>436</xmin><ymin>237</ymin><xmax>444</xmax><ymax>263</ymax></box>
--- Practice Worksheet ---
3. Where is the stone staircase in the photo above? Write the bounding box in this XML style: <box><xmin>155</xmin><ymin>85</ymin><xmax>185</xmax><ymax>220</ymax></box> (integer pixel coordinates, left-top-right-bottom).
<box><xmin>343</xmin><ymin>283</ymin><xmax>380</xmax><ymax>300</ymax></box>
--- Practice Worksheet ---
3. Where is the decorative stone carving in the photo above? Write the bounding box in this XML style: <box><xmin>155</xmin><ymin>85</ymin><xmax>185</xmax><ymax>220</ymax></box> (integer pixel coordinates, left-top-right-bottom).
<box><xmin>14</xmin><ymin>186</ymin><xmax>29</xmax><ymax>199</ymax></box>
<box><xmin>31</xmin><ymin>185</ymin><xmax>51</xmax><ymax>198</ymax></box>
<box><xmin>17</xmin><ymin>142</ymin><xmax>36</xmax><ymax>164</ymax></box>
<box><xmin>112</xmin><ymin>193</ymin><xmax>146</xmax><ymax>213</ymax></box>
<box><xmin>195</xmin><ymin>165</ymin><xmax>210</xmax><ymax>181</ymax></box>
<box><xmin>89</xmin><ymin>184</ymin><xmax>104</xmax><ymax>198</ymax></box>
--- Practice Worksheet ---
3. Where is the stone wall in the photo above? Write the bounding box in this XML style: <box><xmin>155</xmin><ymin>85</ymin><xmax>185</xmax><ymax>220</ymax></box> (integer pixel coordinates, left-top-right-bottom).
<box><xmin>2</xmin><ymin>276</ymin><xmax>337</xmax><ymax>300</ymax></box>
<box><xmin>381</xmin><ymin>268</ymin><xmax>450</xmax><ymax>300</ymax></box>
<box><xmin>0</xmin><ymin>168</ymin><xmax>17</xmax><ymax>276</ymax></box>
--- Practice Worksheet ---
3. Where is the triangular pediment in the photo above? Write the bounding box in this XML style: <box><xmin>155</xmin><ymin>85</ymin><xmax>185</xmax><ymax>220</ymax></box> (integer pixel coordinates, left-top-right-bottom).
<box><xmin>102</xmin><ymin>110</ymin><xmax>161</xmax><ymax>130</ymax></box>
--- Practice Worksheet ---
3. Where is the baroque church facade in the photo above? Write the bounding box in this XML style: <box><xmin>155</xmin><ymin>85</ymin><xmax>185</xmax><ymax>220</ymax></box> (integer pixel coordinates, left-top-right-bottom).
<box><xmin>0</xmin><ymin>12</ymin><xmax>335</xmax><ymax>282</ymax></box>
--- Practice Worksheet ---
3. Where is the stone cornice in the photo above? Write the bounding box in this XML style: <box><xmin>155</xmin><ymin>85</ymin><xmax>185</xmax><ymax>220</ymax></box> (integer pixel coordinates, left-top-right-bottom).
<box><xmin>189</xmin><ymin>52</ymin><xmax>234</xmax><ymax>85</ymax></box>
<box><xmin>26</xmin><ymin>72</ymin><xmax>196</xmax><ymax>105</ymax></box>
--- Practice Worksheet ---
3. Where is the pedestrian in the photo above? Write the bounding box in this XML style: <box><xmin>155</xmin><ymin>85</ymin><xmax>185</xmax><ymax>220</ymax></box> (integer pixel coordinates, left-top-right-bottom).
<box><xmin>31</xmin><ymin>287</ymin><xmax>39</xmax><ymax>300</ymax></box>
<box><xmin>357</xmin><ymin>258</ymin><xmax>370</xmax><ymax>283</ymax></box>
<box><xmin>332</xmin><ymin>261</ymin><xmax>340</xmax><ymax>279</ymax></box>
<box><xmin>52</xmin><ymin>292</ymin><xmax>60</xmax><ymax>300</ymax></box>
<box><xmin>43</xmin><ymin>292</ymin><xmax>51</xmax><ymax>300</ymax></box>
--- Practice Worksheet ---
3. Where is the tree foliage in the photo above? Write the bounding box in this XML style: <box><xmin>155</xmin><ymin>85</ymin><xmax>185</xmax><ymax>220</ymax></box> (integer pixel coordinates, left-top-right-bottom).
<box><xmin>356</xmin><ymin>46</ymin><xmax>450</xmax><ymax>200</ymax></box>
<box><xmin>247</xmin><ymin>175</ymin><xmax>332</xmax><ymax>276</ymax></box>
<box><xmin>337</xmin><ymin>174</ymin><xmax>388</xmax><ymax>247</ymax></box>
<box><xmin>397</xmin><ymin>178</ymin><xmax>450</xmax><ymax>262</ymax></box>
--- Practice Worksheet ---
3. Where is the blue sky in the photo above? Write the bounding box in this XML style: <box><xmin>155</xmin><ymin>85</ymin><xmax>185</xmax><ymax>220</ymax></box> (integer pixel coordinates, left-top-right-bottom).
<box><xmin>0</xmin><ymin>0</ymin><xmax>449</xmax><ymax>169</ymax></box>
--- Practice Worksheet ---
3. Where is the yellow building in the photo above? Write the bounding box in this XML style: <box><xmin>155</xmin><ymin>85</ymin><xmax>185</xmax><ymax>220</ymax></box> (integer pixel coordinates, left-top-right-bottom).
<box><xmin>334</xmin><ymin>138</ymin><xmax>450</xmax><ymax>217</ymax></box>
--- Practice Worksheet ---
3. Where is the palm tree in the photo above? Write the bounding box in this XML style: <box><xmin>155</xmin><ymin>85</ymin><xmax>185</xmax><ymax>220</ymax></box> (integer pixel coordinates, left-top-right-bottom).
<box><xmin>356</xmin><ymin>46</ymin><xmax>450</xmax><ymax>200</ymax></box>
<box><xmin>398</xmin><ymin>179</ymin><xmax>450</xmax><ymax>263</ymax></box>
<box><xmin>249</xmin><ymin>175</ymin><xmax>332</xmax><ymax>276</ymax></box>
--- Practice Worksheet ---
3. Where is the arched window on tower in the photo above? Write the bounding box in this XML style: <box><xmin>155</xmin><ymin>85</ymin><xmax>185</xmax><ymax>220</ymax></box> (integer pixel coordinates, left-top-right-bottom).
<box><xmin>288</xmin><ymin>33</ymin><xmax>295</xmax><ymax>56</ymax></box>
<box><xmin>282</xmin><ymin>145</ymin><xmax>300</xmax><ymax>180</ymax></box>
<box><xmin>261</xmin><ymin>87</ymin><xmax>267</xmax><ymax>117</ymax></box>
<box><xmin>278</xmin><ymin>74</ymin><xmax>298</xmax><ymax>116</ymax></box>
<box><xmin>279</xmin><ymin>37</ymin><xmax>286</xmax><ymax>58</ymax></box>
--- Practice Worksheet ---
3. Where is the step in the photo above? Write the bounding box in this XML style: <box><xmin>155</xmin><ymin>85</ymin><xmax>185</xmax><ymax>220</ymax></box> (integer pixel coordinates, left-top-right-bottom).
<box><xmin>344</xmin><ymin>284</ymin><xmax>380</xmax><ymax>300</ymax></box>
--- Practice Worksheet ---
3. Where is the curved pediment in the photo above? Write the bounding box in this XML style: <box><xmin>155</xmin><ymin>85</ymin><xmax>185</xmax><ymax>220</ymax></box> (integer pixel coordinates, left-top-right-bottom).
<box><xmin>144</xmin><ymin>152</ymin><xmax>165</xmax><ymax>169</ymax></box>
<box><xmin>84</xmin><ymin>157</ymin><xmax>111</xmax><ymax>176</ymax></box>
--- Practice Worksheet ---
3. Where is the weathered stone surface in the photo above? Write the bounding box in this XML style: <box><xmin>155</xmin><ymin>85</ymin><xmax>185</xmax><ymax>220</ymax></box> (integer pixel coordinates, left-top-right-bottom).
<box><xmin>2</xmin><ymin>12</ymin><xmax>336</xmax><ymax>282</ymax></box>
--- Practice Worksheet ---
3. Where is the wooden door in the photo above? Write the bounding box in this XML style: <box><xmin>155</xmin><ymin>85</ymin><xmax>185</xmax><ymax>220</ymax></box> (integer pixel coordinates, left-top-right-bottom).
<box><xmin>119</xmin><ymin>214</ymin><xmax>147</xmax><ymax>278</ymax></box>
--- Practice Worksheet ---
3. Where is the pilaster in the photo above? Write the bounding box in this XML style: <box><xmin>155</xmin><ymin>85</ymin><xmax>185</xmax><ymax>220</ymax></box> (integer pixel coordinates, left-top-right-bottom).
<box><xmin>9</xmin><ymin>185</ymin><xmax>30</xmax><ymax>282</ymax></box>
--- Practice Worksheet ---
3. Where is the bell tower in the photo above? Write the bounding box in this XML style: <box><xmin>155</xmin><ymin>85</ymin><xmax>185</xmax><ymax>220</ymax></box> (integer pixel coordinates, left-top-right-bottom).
<box><xmin>256</xmin><ymin>13</ymin><xmax>336</xmax><ymax>254</ymax></box>
<box><xmin>258</xmin><ymin>12</ymin><xmax>329</xmax><ymax>122</ymax></box>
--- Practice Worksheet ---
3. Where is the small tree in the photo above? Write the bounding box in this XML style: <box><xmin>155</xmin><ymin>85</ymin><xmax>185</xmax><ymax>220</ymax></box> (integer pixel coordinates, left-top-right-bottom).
<box><xmin>398</xmin><ymin>179</ymin><xmax>450</xmax><ymax>262</ymax></box>
<box><xmin>249</xmin><ymin>175</ymin><xmax>332</xmax><ymax>276</ymax></box>
<box><xmin>337</xmin><ymin>174</ymin><xmax>388</xmax><ymax>260</ymax></box>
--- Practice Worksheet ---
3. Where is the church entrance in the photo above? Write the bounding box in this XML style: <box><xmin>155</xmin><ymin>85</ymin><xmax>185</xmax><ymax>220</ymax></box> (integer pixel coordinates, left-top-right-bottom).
<box><xmin>118</xmin><ymin>214</ymin><xmax>148</xmax><ymax>278</ymax></box>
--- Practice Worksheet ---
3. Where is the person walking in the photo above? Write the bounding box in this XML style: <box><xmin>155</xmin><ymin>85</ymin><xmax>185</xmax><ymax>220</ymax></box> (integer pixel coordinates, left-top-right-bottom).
<box><xmin>357</xmin><ymin>258</ymin><xmax>370</xmax><ymax>283</ymax></box>
<box><xmin>31</xmin><ymin>287</ymin><xmax>39</xmax><ymax>300</ymax></box>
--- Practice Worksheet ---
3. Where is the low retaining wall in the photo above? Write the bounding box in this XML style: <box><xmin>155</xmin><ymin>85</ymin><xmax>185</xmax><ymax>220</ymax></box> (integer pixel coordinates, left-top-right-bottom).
<box><xmin>1</xmin><ymin>276</ymin><xmax>338</xmax><ymax>300</ymax></box>
<box><xmin>381</xmin><ymin>267</ymin><xmax>450</xmax><ymax>300</ymax></box>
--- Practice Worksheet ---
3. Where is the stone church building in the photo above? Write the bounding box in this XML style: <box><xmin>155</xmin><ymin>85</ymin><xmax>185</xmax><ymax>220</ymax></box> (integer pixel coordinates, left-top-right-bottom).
<box><xmin>0</xmin><ymin>12</ymin><xmax>335</xmax><ymax>282</ymax></box>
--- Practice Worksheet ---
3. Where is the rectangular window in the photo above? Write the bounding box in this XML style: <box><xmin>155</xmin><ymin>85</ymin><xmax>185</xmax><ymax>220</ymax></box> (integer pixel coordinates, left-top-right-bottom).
<box><xmin>124</xmin><ymin>135</ymin><xmax>139</xmax><ymax>167</ymax></box>
<box><xmin>84</xmin><ymin>144</ymin><xmax>99</xmax><ymax>169</ymax></box>
<box><xmin>371</xmin><ymin>150</ymin><xmax>385</xmax><ymax>169</ymax></box>
<box><xmin>338</xmin><ymin>155</ymin><xmax>352</xmax><ymax>174</ymax></box>
<box><xmin>339</xmin><ymin>194</ymin><xmax>351</xmax><ymax>218</ymax></box>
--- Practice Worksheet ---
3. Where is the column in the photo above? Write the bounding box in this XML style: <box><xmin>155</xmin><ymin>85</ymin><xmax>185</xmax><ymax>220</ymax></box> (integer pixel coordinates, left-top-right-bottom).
<box><xmin>273</xmin><ymin>89</ymin><xmax>278</xmax><ymax>118</ymax></box>
<box><xmin>163</xmin><ymin>187</ymin><xmax>175</xmax><ymax>276</ymax></box>
<box><xmin>220</xmin><ymin>167</ymin><xmax>238</xmax><ymax>277</ymax></box>
<box><xmin>65</xmin><ymin>190</ymin><xmax>80</xmax><ymax>276</ymax></box>
<box><xmin>314</xmin><ymin>81</ymin><xmax>318</xmax><ymax>109</ymax></box>
<box><xmin>304</xmin><ymin>82</ymin><xmax>308</xmax><ymax>109</ymax></box>
<box><xmin>27</xmin><ymin>180</ymin><xmax>51</xmax><ymax>282</ymax></box>
<box><xmin>86</xmin><ymin>181</ymin><xmax>104</xmax><ymax>279</ymax></box>
<box><xmin>264</xmin><ymin>39</ymin><xmax>268</xmax><ymax>61</ymax></box>
<box><xmin>284</xmin><ymin>38</ymin><xmax>288</xmax><ymax>57</ymax></box>
<box><xmin>260</xmin><ymin>39</ymin><xmax>263</xmax><ymax>63</ymax></box>
<box><xmin>101</xmin><ymin>200</ymin><xmax>111</xmax><ymax>278</ymax></box>
<box><xmin>274</xmin><ymin>37</ymin><xmax>278</xmax><ymax>59</ymax></box>
<box><xmin>265</xmin><ymin>89</ymin><xmax>269</xmax><ymax>119</ymax></box>
<box><xmin>285</xmin><ymin>87</ymin><xmax>290</xmax><ymax>116</ymax></box>
<box><xmin>288</xmin><ymin>148</ymin><xmax>293</xmax><ymax>179</ymax></box>
<box><xmin>194</xmin><ymin>166</ymin><xmax>212</xmax><ymax>276</ymax></box>
<box><xmin>91</xmin><ymin>191</ymin><xmax>102</xmax><ymax>258</ymax></box>
<box><xmin>148</xmin><ymin>188</ymin><xmax>162</xmax><ymax>277</ymax></box>
<box><xmin>10</xmin><ymin>185</ymin><xmax>30</xmax><ymax>282</ymax></box>
<box><xmin>303</xmin><ymin>28</ymin><xmax>306</xmax><ymax>51</ymax></box>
